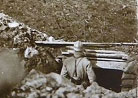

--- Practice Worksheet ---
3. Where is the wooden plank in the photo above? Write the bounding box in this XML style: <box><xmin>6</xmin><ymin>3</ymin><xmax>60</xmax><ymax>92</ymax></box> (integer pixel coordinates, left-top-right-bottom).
<box><xmin>35</xmin><ymin>41</ymin><xmax>138</xmax><ymax>47</ymax></box>
<box><xmin>89</xmin><ymin>58</ymin><xmax>126</xmax><ymax>62</ymax></box>
<box><xmin>57</xmin><ymin>56</ymin><xmax>127</xmax><ymax>70</ymax></box>
<box><xmin>57</xmin><ymin>55</ymin><xmax>126</xmax><ymax>62</ymax></box>
<box><xmin>93</xmin><ymin>60</ymin><xmax>127</xmax><ymax>71</ymax></box>
<box><xmin>62</xmin><ymin>52</ymin><xmax>128</xmax><ymax>60</ymax></box>
<box><xmin>85</xmin><ymin>53</ymin><xmax>128</xmax><ymax>60</ymax></box>
<box><xmin>35</xmin><ymin>41</ymin><xmax>74</xmax><ymax>47</ymax></box>
<box><xmin>85</xmin><ymin>49</ymin><xmax>125</xmax><ymax>54</ymax></box>
<box><xmin>67</xmin><ymin>49</ymin><xmax>125</xmax><ymax>54</ymax></box>
<box><xmin>82</xmin><ymin>42</ymin><xmax>138</xmax><ymax>47</ymax></box>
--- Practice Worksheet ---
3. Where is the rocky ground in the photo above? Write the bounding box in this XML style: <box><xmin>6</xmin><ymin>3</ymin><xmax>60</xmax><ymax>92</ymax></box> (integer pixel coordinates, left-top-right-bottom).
<box><xmin>0</xmin><ymin>0</ymin><xmax>138</xmax><ymax>98</ymax></box>
<box><xmin>10</xmin><ymin>69</ymin><xmax>138</xmax><ymax>98</ymax></box>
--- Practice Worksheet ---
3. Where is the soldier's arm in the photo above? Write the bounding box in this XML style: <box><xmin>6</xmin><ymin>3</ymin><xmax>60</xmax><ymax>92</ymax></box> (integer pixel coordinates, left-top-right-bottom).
<box><xmin>86</xmin><ymin>61</ymin><xmax>96</xmax><ymax>84</ymax></box>
<box><xmin>60</xmin><ymin>62</ymin><xmax>69</xmax><ymax>78</ymax></box>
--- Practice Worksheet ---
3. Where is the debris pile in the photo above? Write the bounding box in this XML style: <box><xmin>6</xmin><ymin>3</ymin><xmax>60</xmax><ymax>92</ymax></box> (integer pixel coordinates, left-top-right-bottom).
<box><xmin>0</xmin><ymin>13</ymin><xmax>61</xmax><ymax>73</ymax></box>
<box><xmin>10</xmin><ymin>69</ymin><xmax>112</xmax><ymax>98</ymax></box>
<box><xmin>0</xmin><ymin>13</ymin><xmax>48</xmax><ymax>48</ymax></box>
<box><xmin>10</xmin><ymin>69</ymin><xmax>138</xmax><ymax>98</ymax></box>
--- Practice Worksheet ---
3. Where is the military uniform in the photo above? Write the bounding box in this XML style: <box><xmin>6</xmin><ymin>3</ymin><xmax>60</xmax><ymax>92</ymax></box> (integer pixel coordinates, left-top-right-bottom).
<box><xmin>61</xmin><ymin>56</ymin><xmax>96</xmax><ymax>86</ymax></box>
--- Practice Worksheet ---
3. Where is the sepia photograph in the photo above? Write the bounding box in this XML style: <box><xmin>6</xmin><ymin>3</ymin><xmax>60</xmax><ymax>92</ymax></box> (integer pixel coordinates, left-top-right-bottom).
<box><xmin>0</xmin><ymin>0</ymin><xmax>138</xmax><ymax>97</ymax></box>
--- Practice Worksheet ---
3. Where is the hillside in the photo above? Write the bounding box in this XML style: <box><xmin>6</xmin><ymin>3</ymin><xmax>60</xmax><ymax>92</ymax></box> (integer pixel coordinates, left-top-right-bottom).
<box><xmin>0</xmin><ymin>0</ymin><xmax>137</xmax><ymax>42</ymax></box>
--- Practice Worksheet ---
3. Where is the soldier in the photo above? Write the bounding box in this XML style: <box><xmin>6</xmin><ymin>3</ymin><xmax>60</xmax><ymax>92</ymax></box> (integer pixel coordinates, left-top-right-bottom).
<box><xmin>61</xmin><ymin>41</ymin><xmax>96</xmax><ymax>88</ymax></box>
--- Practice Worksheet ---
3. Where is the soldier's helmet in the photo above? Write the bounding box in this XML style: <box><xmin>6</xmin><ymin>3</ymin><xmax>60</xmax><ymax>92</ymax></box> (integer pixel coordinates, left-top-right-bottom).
<box><xmin>74</xmin><ymin>41</ymin><xmax>84</xmax><ymax>52</ymax></box>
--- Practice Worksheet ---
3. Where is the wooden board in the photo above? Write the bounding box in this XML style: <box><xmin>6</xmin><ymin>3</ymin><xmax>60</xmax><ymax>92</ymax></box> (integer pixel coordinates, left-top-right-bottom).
<box><xmin>92</xmin><ymin>60</ymin><xmax>127</xmax><ymax>71</ymax></box>
<box><xmin>35</xmin><ymin>41</ymin><xmax>138</xmax><ymax>47</ymax></box>
<box><xmin>62</xmin><ymin>51</ymin><xmax>128</xmax><ymax>60</ymax></box>
<box><xmin>60</xmin><ymin>49</ymin><xmax>128</xmax><ymax>71</ymax></box>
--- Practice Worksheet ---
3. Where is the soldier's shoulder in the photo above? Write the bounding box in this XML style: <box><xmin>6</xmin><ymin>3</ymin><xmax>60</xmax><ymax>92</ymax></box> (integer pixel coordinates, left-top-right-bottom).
<box><xmin>82</xmin><ymin>57</ymin><xmax>90</xmax><ymax>62</ymax></box>
<box><xmin>64</xmin><ymin>56</ymin><xmax>75</xmax><ymax>63</ymax></box>
<box><xmin>82</xmin><ymin>57</ymin><xmax>91</xmax><ymax>64</ymax></box>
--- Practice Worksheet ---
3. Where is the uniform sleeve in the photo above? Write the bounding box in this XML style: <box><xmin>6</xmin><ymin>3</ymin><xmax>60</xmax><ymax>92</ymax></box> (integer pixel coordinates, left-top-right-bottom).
<box><xmin>60</xmin><ymin>62</ymin><xmax>69</xmax><ymax>78</ymax></box>
<box><xmin>86</xmin><ymin>61</ymin><xmax>96</xmax><ymax>84</ymax></box>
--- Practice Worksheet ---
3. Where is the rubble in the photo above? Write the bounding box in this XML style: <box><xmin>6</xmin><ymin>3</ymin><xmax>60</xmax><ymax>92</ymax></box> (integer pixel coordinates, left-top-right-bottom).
<box><xmin>8</xmin><ymin>21</ymin><xmax>19</xmax><ymax>28</ymax></box>
<box><xmin>9</xmin><ymin>69</ymin><xmax>100</xmax><ymax>97</ymax></box>
<box><xmin>0</xmin><ymin>12</ymin><xmax>48</xmax><ymax>49</ymax></box>
<box><xmin>24</xmin><ymin>46</ymin><xmax>39</xmax><ymax>58</ymax></box>
<box><xmin>0</xmin><ymin>12</ymin><xmax>62</xmax><ymax>74</ymax></box>
<box><xmin>9</xmin><ymin>69</ymin><xmax>138</xmax><ymax>98</ymax></box>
